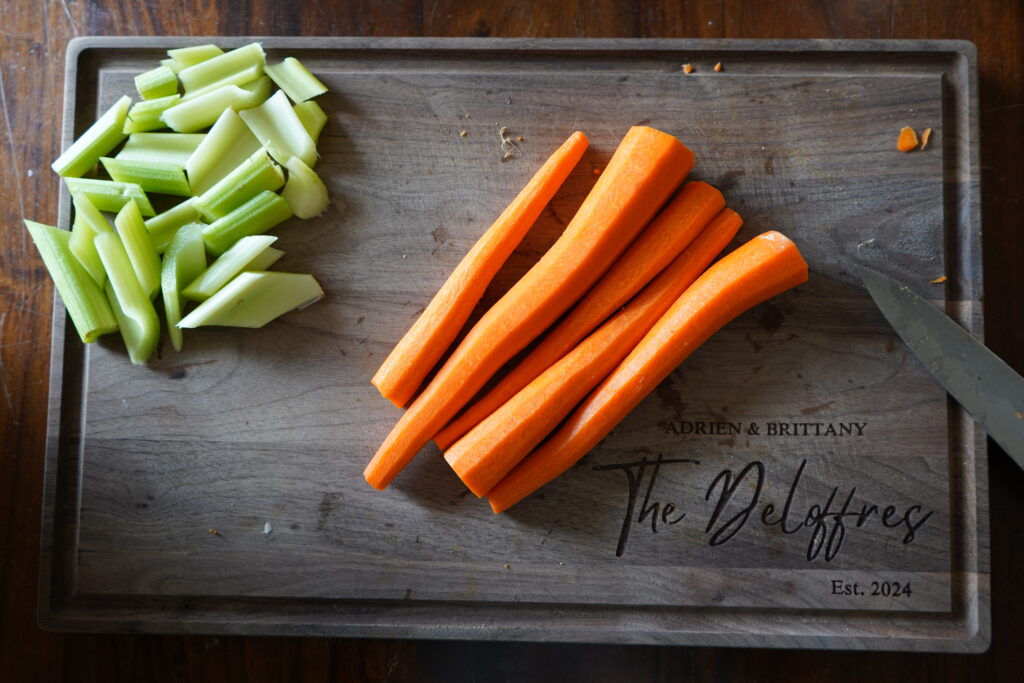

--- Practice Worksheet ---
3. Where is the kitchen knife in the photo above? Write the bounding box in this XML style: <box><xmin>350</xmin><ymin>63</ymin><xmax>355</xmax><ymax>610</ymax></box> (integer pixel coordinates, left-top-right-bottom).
<box><xmin>858</xmin><ymin>265</ymin><xmax>1024</xmax><ymax>472</ymax></box>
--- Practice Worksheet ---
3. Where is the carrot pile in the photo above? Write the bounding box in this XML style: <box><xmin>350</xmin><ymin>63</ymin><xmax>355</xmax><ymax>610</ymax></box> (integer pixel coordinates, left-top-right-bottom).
<box><xmin>365</xmin><ymin>125</ymin><xmax>808</xmax><ymax>512</ymax></box>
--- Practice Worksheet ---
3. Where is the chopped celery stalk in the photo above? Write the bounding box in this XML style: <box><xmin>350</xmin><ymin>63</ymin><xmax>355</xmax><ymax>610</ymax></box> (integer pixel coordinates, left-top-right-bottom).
<box><xmin>246</xmin><ymin>245</ymin><xmax>284</xmax><ymax>271</ymax></box>
<box><xmin>135</xmin><ymin>65</ymin><xmax>178</xmax><ymax>99</ymax></box>
<box><xmin>52</xmin><ymin>95</ymin><xmax>131</xmax><ymax>177</ymax></box>
<box><xmin>117</xmin><ymin>132</ymin><xmax>206</xmax><ymax>167</ymax></box>
<box><xmin>181</xmin><ymin>64</ymin><xmax>263</xmax><ymax>101</ymax></box>
<box><xmin>96</xmin><ymin>232</ymin><xmax>160</xmax><ymax>364</ymax></box>
<box><xmin>71</xmin><ymin>191</ymin><xmax>114</xmax><ymax>237</ymax></box>
<box><xmin>196</xmin><ymin>149</ymin><xmax>284</xmax><ymax>221</ymax></box>
<box><xmin>161</xmin><ymin>224</ymin><xmax>206</xmax><ymax>351</ymax></box>
<box><xmin>114</xmin><ymin>200</ymin><xmax>162</xmax><ymax>299</ymax></box>
<box><xmin>202</xmin><ymin>190</ymin><xmax>293</xmax><ymax>255</ymax></box>
<box><xmin>160</xmin><ymin>58</ymin><xmax>177</xmax><ymax>72</ymax></box>
<box><xmin>161</xmin><ymin>78</ymin><xmax>270</xmax><ymax>133</ymax></box>
<box><xmin>166</xmin><ymin>44</ymin><xmax>224</xmax><ymax>70</ymax></box>
<box><xmin>265</xmin><ymin>57</ymin><xmax>328</xmax><ymax>103</ymax></box>
<box><xmin>178</xmin><ymin>271</ymin><xmax>323</xmax><ymax>329</ymax></box>
<box><xmin>293</xmin><ymin>100</ymin><xmax>327</xmax><ymax>143</ymax></box>
<box><xmin>101</xmin><ymin>156</ymin><xmax>191</xmax><ymax>197</ymax></box>
<box><xmin>144</xmin><ymin>197</ymin><xmax>202</xmax><ymax>253</ymax></box>
<box><xmin>177</xmin><ymin>42</ymin><xmax>265</xmax><ymax>94</ymax></box>
<box><xmin>182</xmin><ymin>235</ymin><xmax>278</xmax><ymax>302</ymax></box>
<box><xmin>281</xmin><ymin>156</ymin><xmax>329</xmax><ymax>219</ymax></box>
<box><xmin>184</xmin><ymin>108</ymin><xmax>262</xmax><ymax>195</ymax></box>
<box><xmin>238</xmin><ymin>90</ymin><xmax>317</xmax><ymax>167</ymax></box>
<box><xmin>123</xmin><ymin>94</ymin><xmax>181</xmax><ymax>133</ymax></box>
<box><xmin>70</xmin><ymin>215</ymin><xmax>107</xmax><ymax>287</ymax></box>
<box><xmin>25</xmin><ymin>220</ymin><xmax>118</xmax><ymax>343</ymax></box>
<box><xmin>64</xmin><ymin>178</ymin><xmax>156</xmax><ymax>216</ymax></box>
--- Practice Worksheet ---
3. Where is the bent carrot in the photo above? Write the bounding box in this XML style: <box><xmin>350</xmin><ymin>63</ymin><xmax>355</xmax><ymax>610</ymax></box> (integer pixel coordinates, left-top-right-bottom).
<box><xmin>372</xmin><ymin>131</ymin><xmax>590</xmax><ymax>407</ymax></box>
<box><xmin>365</xmin><ymin>126</ymin><xmax>695</xmax><ymax>489</ymax></box>
<box><xmin>446</xmin><ymin>208</ymin><xmax>743</xmax><ymax>496</ymax></box>
<box><xmin>488</xmin><ymin>230</ymin><xmax>808</xmax><ymax>513</ymax></box>
<box><xmin>434</xmin><ymin>181</ymin><xmax>725</xmax><ymax>450</ymax></box>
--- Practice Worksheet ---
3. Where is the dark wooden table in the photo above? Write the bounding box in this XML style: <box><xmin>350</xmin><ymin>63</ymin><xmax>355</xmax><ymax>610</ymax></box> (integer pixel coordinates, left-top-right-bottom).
<box><xmin>2</xmin><ymin>1</ymin><xmax>1021</xmax><ymax>680</ymax></box>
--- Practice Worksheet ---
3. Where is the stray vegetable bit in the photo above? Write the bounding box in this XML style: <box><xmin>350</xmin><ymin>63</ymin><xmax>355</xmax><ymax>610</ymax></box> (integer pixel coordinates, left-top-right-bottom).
<box><xmin>516</xmin><ymin>136</ymin><xmax>524</xmax><ymax>142</ymax></box>
<box><xmin>897</xmin><ymin>126</ymin><xmax>918</xmax><ymax>152</ymax></box>
<box><xmin>498</xmin><ymin>126</ymin><xmax>519</xmax><ymax>162</ymax></box>
<box><xmin>714</xmin><ymin>62</ymin><xmax>722</xmax><ymax>72</ymax></box>
<box><xmin>1017</xmin><ymin>412</ymin><xmax>1022</xmax><ymax>420</ymax></box>
<box><xmin>503</xmin><ymin>563</ymin><xmax>511</xmax><ymax>569</ymax></box>
<box><xmin>459</xmin><ymin>130</ymin><xmax>468</xmax><ymax>137</ymax></box>
<box><xmin>682</xmin><ymin>63</ymin><xmax>694</xmax><ymax>74</ymax></box>
<box><xmin>921</xmin><ymin>127</ymin><xmax>933</xmax><ymax>150</ymax></box>
<box><xmin>930</xmin><ymin>275</ymin><xmax>947</xmax><ymax>284</ymax></box>
<box><xmin>208</xmin><ymin>528</ymin><xmax>220</xmax><ymax>536</ymax></box>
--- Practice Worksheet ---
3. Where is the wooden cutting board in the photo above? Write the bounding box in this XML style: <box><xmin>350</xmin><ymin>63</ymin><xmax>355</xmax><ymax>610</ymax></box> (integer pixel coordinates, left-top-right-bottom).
<box><xmin>38</xmin><ymin>37</ymin><xmax>986</xmax><ymax>651</ymax></box>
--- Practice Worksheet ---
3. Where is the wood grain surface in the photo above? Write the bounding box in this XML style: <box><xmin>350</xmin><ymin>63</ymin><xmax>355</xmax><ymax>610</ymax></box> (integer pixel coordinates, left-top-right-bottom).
<box><xmin>2</xmin><ymin>1</ymin><xmax>1022</xmax><ymax>681</ymax></box>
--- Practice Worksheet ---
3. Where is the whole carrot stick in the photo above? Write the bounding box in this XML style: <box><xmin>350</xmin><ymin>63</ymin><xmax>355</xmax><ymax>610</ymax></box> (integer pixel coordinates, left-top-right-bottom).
<box><xmin>446</xmin><ymin>208</ymin><xmax>743</xmax><ymax>497</ymax></box>
<box><xmin>372</xmin><ymin>131</ymin><xmax>590</xmax><ymax>407</ymax></box>
<box><xmin>365</xmin><ymin>126</ymin><xmax>694</xmax><ymax>490</ymax></box>
<box><xmin>434</xmin><ymin>181</ymin><xmax>725</xmax><ymax>450</ymax></box>
<box><xmin>487</xmin><ymin>231</ymin><xmax>808</xmax><ymax>513</ymax></box>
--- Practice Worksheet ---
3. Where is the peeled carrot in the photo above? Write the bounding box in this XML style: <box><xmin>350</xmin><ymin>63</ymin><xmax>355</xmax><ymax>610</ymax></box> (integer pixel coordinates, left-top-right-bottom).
<box><xmin>372</xmin><ymin>131</ymin><xmax>589</xmax><ymax>407</ymax></box>
<box><xmin>446</xmin><ymin>208</ymin><xmax>743</xmax><ymax>496</ymax></box>
<box><xmin>434</xmin><ymin>181</ymin><xmax>725</xmax><ymax>450</ymax></box>
<box><xmin>897</xmin><ymin>126</ymin><xmax>918</xmax><ymax>152</ymax></box>
<box><xmin>488</xmin><ymin>231</ymin><xmax>808</xmax><ymax>513</ymax></box>
<box><xmin>364</xmin><ymin>126</ymin><xmax>694</xmax><ymax>489</ymax></box>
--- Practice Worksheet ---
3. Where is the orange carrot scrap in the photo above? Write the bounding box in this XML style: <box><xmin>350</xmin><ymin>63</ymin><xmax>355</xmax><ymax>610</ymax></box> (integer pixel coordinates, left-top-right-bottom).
<box><xmin>921</xmin><ymin>128</ymin><xmax>933</xmax><ymax>150</ymax></box>
<box><xmin>682</xmin><ymin>64</ymin><xmax>694</xmax><ymax>74</ymax></box>
<box><xmin>930</xmin><ymin>275</ymin><xmax>947</xmax><ymax>284</ymax></box>
<box><xmin>714</xmin><ymin>62</ymin><xmax>722</xmax><ymax>72</ymax></box>
<box><xmin>897</xmin><ymin>126</ymin><xmax>918</xmax><ymax>152</ymax></box>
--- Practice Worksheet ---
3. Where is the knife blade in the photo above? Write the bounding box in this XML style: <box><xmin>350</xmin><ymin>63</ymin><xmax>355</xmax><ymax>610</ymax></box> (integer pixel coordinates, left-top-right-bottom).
<box><xmin>857</xmin><ymin>265</ymin><xmax>1024</xmax><ymax>472</ymax></box>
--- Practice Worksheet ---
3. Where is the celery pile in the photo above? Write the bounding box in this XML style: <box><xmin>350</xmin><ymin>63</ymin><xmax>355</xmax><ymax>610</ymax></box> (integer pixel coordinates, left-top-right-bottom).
<box><xmin>27</xmin><ymin>42</ymin><xmax>331</xmax><ymax>364</ymax></box>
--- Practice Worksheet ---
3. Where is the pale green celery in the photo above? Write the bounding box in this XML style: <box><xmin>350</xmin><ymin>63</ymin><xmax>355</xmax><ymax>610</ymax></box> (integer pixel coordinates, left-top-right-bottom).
<box><xmin>71</xmin><ymin>191</ymin><xmax>115</xmax><ymax>236</ymax></box>
<box><xmin>161</xmin><ymin>77</ymin><xmax>270</xmax><ymax>133</ymax></box>
<box><xmin>144</xmin><ymin>197</ymin><xmax>202</xmax><ymax>254</ymax></box>
<box><xmin>245</xmin><ymin>245</ymin><xmax>283</xmax><ymax>271</ymax></box>
<box><xmin>117</xmin><ymin>132</ymin><xmax>206</xmax><ymax>167</ymax></box>
<box><xmin>184</xmin><ymin>108</ymin><xmax>262</xmax><ymax>195</ymax></box>
<box><xmin>161</xmin><ymin>224</ymin><xmax>206</xmax><ymax>351</ymax></box>
<box><xmin>101</xmin><ymin>156</ymin><xmax>191</xmax><ymax>197</ymax></box>
<box><xmin>25</xmin><ymin>220</ymin><xmax>118</xmax><ymax>343</ymax></box>
<box><xmin>238</xmin><ymin>90</ymin><xmax>317</xmax><ymax>167</ymax></box>
<box><xmin>281</xmin><ymin>156</ymin><xmax>329</xmax><ymax>219</ymax></box>
<box><xmin>160</xmin><ymin>58</ymin><xmax>177</xmax><ymax>72</ymax></box>
<box><xmin>166</xmin><ymin>44</ymin><xmax>224</xmax><ymax>71</ymax></box>
<box><xmin>196</xmin><ymin>149</ymin><xmax>284</xmax><ymax>221</ymax></box>
<box><xmin>178</xmin><ymin>271</ymin><xmax>322</xmax><ymax>329</ymax></box>
<box><xmin>202</xmin><ymin>190</ymin><xmax>293</xmax><ymax>255</ymax></box>
<box><xmin>70</xmin><ymin>215</ymin><xmax>107</xmax><ymax>286</ymax></box>
<box><xmin>135</xmin><ymin>65</ymin><xmax>178</xmax><ymax>99</ymax></box>
<box><xmin>177</xmin><ymin>42</ymin><xmax>265</xmax><ymax>93</ymax></box>
<box><xmin>114</xmin><ymin>200</ymin><xmax>162</xmax><ymax>299</ymax></box>
<box><xmin>181</xmin><ymin>64</ymin><xmax>263</xmax><ymax>101</ymax></box>
<box><xmin>52</xmin><ymin>95</ymin><xmax>131</xmax><ymax>177</ymax></box>
<box><xmin>123</xmin><ymin>94</ymin><xmax>181</xmax><ymax>133</ymax></box>
<box><xmin>183</xmin><ymin>235</ymin><xmax>278</xmax><ymax>301</ymax></box>
<box><xmin>64</xmin><ymin>178</ymin><xmax>156</xmax><ymax>216</ymax></box>
<box><xmin>265</xmin><ymin>57</ymin><xmax>328</xmax><ymax>103</ymax></box>
<box><xmin>96</xmin><ymin>232</ymin><xmax>159</xmax><ymax>364</ymax></box>
<box><xmin>293</xmin><ymin>100</ymin><xmax>327</xmax><ymax>143</ymax></box>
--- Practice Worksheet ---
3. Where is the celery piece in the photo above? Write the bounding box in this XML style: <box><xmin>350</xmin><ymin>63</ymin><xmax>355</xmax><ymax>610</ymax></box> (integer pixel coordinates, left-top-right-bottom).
<box><xmin>114</xmin><ymin>200</ymin><xmax>162</xmax><ymax>299</ymax></box>
<box><xmin>161</xmin><ymin>78</ymin><xmax>270</xmax><ymax>133</ymax></box>
<box><xmin>238</xmin><ymin>90</ymin><xmax>317</xmax><ymax>167</ymax></box>
<box><xmin>181</xmin><ymin>64</ymin><xmax>263</xmax><ymax>102</ymax></box>
<box><xmin>281</xmin><ymin>156</ymin><xmax>329</xmax><ymax>219</ymax></box>
<box><xmin>183</xmin><ymin>109</ymin><xmax>262</xmax><ymax>195</ymax></box>
<box><xmin>202</xmin><ymin>190</ymin><xmax>293</xmax><ymax>256</ymax></box>
<box><xmin>182</xmin><ymin>235</ymin><xmax>278</xmax><ymax>301</ymax></box>
<box><xmin>25</xmin><ymin>220</ymin><xmax>118</xmax><ymax>343</ymax></box>
<box><xmin>166</xmin><ymin>44</ymin><xmax>224</xmax><ymax>71</ymax></box>
<box><xmin>178</xmin><ymin>42</ymin><xmax>265</xmax><ymax>94</ymax></box>
<box><xmin>246</xmin><ymin>245</ymin><xmax>284</xmax><ymax>271</ymax></box>
<box><xmin>70</xmin><ymin>193</ymin><xmax>114</xmax><ymax>285</ymax></box>
<box><xmin>117</xmin><ymin>132</ymin><xmax>206</xmax><ymax>167</ymax></box>
<box><xmin>123</xmin><ymin>94</ymin><xmax>181</xmax><ymax>134</ymax></box>
<box><xmin>144</xmin><ymin>197</ymin><xmax>202</xmax><ymax>254</ymax></box>
<box><xmin>135</xmin><ymin>65</ymin><xmax>178</xmax><ymax>99</ymax></box>
<box><xmin>101</xmin><ymin>156</ymin><xmax>191</xmax><ymax>197</ymax></box>
<box><xmin>195</xmin><ymin>149</ymin><xmax>285</xmax><ymax>221</ymax></box>
<box><xmin>265</xmin><ymin>57</ymin><xmax>328</xmax><ymax>103</ymax></box>
<box><xmin>178</xmin><ymin>271</ymin><xmax>322</xmax><ymax>329</ymax></box>
<box><xmin>52</xmin><ymin>95</ymin><xmax>131</xmax><ymax>177</ymax></box>
<box><xmin>161</xmin><ymin>223</ymin><xmax>206</xmax><ymax>351</ymax></box>
<box><xmin>65</xmin><ymin>178</ymin><xmax>156</xmax><ymax>216</ymax></box>
<box><xmin>96</xmin><ymin>232</ymin><xmax>160</xmax><ymax>364</ymax></box>
<box><xmin>160</xmin><ymin>58</ymin><xmax>177</xmax><ymax>72</ymax></box>
<box><xmin>293</xmin><ymin>100</ymin><xmax>327</xmax><ymax>143</ymax></box>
